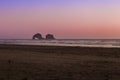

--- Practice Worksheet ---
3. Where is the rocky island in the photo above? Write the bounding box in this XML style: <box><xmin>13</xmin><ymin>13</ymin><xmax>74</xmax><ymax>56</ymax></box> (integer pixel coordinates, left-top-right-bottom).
<box><xmin>32</xmin><ymin>33</ymin><xmax>55</xmax><ymax>40</ymax></box>
<box><xmin>46</xmin><ymin>34</ymin><xmax>55</xmax><ymax>40</ymax></box>
<box><xmin>32</xmin><ymin>33</ymin><xmax>43</xmax><ymax>40</ymax></box>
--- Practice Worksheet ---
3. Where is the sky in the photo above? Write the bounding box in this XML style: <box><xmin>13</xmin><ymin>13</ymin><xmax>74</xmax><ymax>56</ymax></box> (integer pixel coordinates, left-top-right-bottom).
<box><xmin>0</xmin><ymin>0</ymin><xmax>120</xmax><ymax>39</ymax></box>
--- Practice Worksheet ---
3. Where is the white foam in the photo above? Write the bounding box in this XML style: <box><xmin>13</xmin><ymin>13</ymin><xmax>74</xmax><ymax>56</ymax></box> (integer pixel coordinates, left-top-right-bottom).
<box><xmin>0</xmin><ymin>39</ymin><xmax>120</xmax><ymax>48</ymax></box>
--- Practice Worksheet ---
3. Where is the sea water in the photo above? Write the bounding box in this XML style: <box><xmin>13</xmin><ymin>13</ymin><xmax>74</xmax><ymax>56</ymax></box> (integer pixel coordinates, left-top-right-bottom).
<box><xmin>0</xmin><ymin>39</ymin><xmax>120</xmax><ymax>48</ymax></box>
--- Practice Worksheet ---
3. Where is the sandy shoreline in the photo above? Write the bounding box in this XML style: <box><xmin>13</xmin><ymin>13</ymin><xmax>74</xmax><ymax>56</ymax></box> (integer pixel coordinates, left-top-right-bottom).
<box><xmin>0</xmin><ymin>44</ymin><xmax>120</xmax><ymax>80</ymax></box>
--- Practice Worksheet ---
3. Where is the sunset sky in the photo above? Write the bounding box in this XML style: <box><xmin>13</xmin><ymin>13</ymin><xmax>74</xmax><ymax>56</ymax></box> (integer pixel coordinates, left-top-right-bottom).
<box><xmin>0</xmin><ymin>0</ymin><xmax>120</xmax><ymax>39</ymax></box>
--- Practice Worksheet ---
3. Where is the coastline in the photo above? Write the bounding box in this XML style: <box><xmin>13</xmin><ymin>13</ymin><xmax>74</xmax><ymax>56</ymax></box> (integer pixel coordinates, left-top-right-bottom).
<box><xmin>0</xmin><ymin>44</ymin><xmax>120</xmax><ymax>79</ymax></box>
<box><xmin>1</xmin><ymin>43</ymin><xmax>120</xmax><ymax>48</ymax></box>
<box><xmin>0</xmin><ymin>39</ymin><xmax>120</xmax><ymax>48</ymax></box>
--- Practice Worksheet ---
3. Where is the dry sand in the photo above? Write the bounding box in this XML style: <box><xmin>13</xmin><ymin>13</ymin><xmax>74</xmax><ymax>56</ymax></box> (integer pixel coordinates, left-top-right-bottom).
<box><xmin>0</xmin><ymin>44</ymin><xmax>120</xmax><ymax>80</ymax></box>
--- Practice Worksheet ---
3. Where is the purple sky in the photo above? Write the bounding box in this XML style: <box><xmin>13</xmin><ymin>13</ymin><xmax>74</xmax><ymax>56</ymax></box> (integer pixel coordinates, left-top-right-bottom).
<box><xmin>0</xmin><ymin>0</ymin><xmax>120</xmax><ymax>39</ymax></box>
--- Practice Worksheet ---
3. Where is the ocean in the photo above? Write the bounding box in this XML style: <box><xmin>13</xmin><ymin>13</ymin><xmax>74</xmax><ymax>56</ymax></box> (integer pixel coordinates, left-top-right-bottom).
<box><xmin>0</xmin><ymin>39</ymin><xmax>120</xmax><ymax>48</ymax></box>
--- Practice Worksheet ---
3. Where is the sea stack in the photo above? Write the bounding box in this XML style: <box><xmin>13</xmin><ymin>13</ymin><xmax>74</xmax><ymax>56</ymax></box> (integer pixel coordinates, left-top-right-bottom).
<box><xmin>32</xmin><ymin>33</ymin><xmax>43</xmax><ymax>40</ymax></box>
<box><xmin>46</xmin><ymin>34</ymin><xmax>55</xmax><ymax>40</ymax></box>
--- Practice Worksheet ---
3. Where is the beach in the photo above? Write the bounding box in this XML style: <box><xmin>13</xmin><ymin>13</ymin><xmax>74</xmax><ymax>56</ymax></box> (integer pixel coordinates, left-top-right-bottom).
<box><xmin>0</xmin><ymin>44</ymin><xmax>120</xmax><ymax>80</ymax></box>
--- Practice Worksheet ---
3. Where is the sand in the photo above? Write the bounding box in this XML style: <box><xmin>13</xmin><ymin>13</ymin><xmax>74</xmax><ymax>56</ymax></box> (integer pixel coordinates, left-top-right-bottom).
<box><xmin>0</xmin><ymin>44</ymin><xmax>120</xmax><ymax>80</ymax></box>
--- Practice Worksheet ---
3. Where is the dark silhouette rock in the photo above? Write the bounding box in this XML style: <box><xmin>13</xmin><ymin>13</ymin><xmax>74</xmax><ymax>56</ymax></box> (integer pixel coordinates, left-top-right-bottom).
<box><xmin>32</xmin><ymin>33</ymin><xmax>43</xmax><ymax>40</ymax></box>
<box><xmin>46</xmin><ymin>34</ymin><xmax>55</xmax><ymax>40</ymax></box>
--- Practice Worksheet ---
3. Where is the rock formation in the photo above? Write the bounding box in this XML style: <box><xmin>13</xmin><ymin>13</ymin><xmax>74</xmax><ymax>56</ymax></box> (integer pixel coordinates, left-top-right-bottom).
<box><xmin>32</xmin><ymin>33</ymin><xmax>43</xmax><ymax>40</ymax></box>
<box><xmin>46</xmin><ymin>34</ymin><xmax>55</xmax><ymax>40</ymax></box>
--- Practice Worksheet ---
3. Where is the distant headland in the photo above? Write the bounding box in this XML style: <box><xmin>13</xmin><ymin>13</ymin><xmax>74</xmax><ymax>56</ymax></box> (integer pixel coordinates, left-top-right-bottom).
<box><xmin>32</xmin><ymin>33</ymin><xmax>55</xmax><ymax>40</ymax></box>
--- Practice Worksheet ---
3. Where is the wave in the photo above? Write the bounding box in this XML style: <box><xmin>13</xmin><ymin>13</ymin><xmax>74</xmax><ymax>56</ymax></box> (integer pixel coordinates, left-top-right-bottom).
<box><xmin>0</xmin><ymin>39</ymin><xmax>120</xmax><ymax>48</ymax></box>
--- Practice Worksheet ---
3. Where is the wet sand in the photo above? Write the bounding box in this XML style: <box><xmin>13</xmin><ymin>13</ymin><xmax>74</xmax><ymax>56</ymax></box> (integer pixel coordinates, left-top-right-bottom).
<box><xmin>0</xmin><ymin>44</ymin><xmax>120</xmax><ymax>80</ymax></box>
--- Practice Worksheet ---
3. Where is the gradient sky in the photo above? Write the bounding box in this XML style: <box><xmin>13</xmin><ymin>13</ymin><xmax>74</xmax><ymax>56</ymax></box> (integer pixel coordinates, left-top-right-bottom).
<box><xmin>0</xmin><ymin>0</ymin><xmax>120</xmax><ymax>39</ymax></box>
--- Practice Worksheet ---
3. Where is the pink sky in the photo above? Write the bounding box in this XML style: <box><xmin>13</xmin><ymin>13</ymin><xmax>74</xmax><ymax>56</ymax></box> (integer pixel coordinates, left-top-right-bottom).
<box><xmin>0</xmin><ymin>0</ymin><xmax>120</xmax><ymax>39</ymax></box>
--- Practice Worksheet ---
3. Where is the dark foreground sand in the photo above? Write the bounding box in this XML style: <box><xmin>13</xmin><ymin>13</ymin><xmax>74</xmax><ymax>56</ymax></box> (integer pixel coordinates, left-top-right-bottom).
<box><xmin>0</xmin><ymin>45</ymin><xmax>120</xmax><ymax>80</ymax></box>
